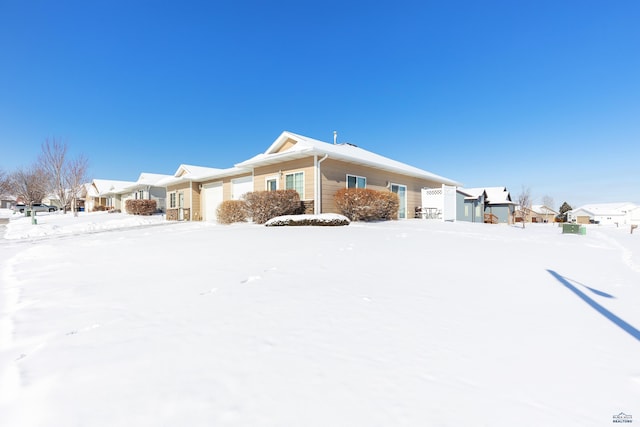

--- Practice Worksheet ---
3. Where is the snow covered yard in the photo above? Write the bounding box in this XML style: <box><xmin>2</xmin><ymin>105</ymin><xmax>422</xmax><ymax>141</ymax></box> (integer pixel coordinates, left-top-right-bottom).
<box><xmin>1</xmin><ymin>212</ymin><xmax>638</xmax><ymax>427</ymax></box>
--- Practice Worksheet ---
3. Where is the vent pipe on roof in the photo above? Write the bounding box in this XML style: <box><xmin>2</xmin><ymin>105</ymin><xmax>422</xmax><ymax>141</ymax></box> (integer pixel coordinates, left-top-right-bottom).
<box><xmin>333</xmin><ymin>130</ymin><xmax>337</xmax><ymax>145</ymax></box>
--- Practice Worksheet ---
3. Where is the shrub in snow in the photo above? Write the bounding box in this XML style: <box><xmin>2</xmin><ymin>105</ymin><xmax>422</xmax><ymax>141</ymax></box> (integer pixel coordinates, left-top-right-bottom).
<box><xmin>125</xmin><ymin>199</ymin><xmax>157</xmax><ymax>215</ymax></box>
<box><xmin>243</xmin><ymin>190</ymin><xmax>301</xmax><ymax>224</ymax></box>
<box><xmin>334</xmin><ymin>188</ymin><xmax>399</xmax><ymax>221</ymax></box>
<box><xmin>217</xmin><ymin>200</ymin><xmax>248</xmax><ymax>224</ymax></box>
<box><xmin>265</xmin><ymin>214</ymin><xmax>350</xmax><ymax>227</ymax></box>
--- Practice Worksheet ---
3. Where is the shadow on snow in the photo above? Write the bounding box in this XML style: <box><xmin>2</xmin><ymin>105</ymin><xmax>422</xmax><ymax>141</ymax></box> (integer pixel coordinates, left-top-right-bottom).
<box><xmin>547</xmin><ymin>269</ymin><xmax>640</xmax><ymax>342</ymax></box>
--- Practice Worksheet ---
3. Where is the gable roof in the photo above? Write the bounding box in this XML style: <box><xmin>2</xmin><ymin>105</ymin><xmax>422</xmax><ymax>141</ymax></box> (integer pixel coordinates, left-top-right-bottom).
<box><xmin>157</xmin><ymin>164</ymin><xmax>251</xmax><ymax>186</ymax></box>
<box><xmin>91</xmin><ymin>179</ymin><xmax>137</xmax><ymax>196</ymax></box>
<box><xmin>236</xmin><ymin>131</ymin><xmax>461</xmax><ymax>186</ymax></box>
<box><xmin>135</xmin><ymin>173</ymin><xmax>173</xmax><ymax>186</ymax></box>
<box><xmin>460</xmin><ymin>187</ymin><xmax>515</xmax><ymax>205</ymax></box>
<box><xmin>108</xmin><ymin>173</ymin><xmax>176</xmax><ymax>194</ymax></box>
<box><xmin>457</xmin><ymin>187</ymin><xmax>486</xmax><ymax>201</ymax></box>
<box><xmin>531</xmin><ymin>205</ymin><xmax>558</xmax><ymax>215</ymax></box>
<box><xmin>570</xmin><ymin>202</ymin><xmax>637</xmax><ymax>216</ymax></box>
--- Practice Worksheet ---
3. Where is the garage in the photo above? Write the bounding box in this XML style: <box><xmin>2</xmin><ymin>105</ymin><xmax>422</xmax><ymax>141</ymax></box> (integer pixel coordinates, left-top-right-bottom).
<box><xmin>203</xmin><ymin>182</ymin><xmax>223</xmax><ymax>221</ymax></box>
<box><xmin>231</xmin><ymin>176</ymin><xmax>253</xmax><ymax>200</ymax></box>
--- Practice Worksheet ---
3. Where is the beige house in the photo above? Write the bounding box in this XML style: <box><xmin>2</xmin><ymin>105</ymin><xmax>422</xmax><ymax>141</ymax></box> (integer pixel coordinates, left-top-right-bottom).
<box><xmin>86</xmin><ymin>179</ymin><xmax>136</xmax><ymax>211</ymax></box>
<box><xmin>160</xmin><ymin>165</ymin><xmax>252</xmax><ymax>221</ymax></box>
<box><xmin>515</xmin><ymin>204</ymin><xmax>558</xmax><ymax>223</ymax></box>
<box><xmin>162</xmin><ymin>131</ymin><xmax>459</xmax><ymax>221</ymax></box>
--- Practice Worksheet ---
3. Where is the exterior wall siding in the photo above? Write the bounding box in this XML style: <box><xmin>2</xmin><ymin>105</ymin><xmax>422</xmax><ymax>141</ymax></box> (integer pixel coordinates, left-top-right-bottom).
<box><xmin>190</xmin><ymin>181</ymin><xmax>201</xmax><ymax>221</ymax></box>
<box><xmin>166</xmin><ymin>182</ymin><xmax>192</xmax><ymax>221</ymax></box>
<box><xmin>320</xmin><ymin>158</ymin><xmax>444</xmax><ymax>215</ymax></box>
<box><xmin>484</xmin><ymin>204</ymin><xmax>514</xmax><ymax>224</ymax></box>
<box><xmin>457</xmin><ymin>192</ymin><xmax>471</xmax><ymax>221</ymax></box>
<box><xmin>254</xmin><ymin>158</ymin><xmax>315</xmax><ymax>200</ymax></box>
<box><xmin>275</xmin><ymin>138</ymin><xmax>297</xmax><ymax>153</ymax></box>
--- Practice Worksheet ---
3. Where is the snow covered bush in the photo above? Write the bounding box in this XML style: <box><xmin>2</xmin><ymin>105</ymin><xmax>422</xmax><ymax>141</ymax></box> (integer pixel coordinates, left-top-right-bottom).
<box><xmin>243</xmin><ymin>190</ymin><xmax>301</xmax><ymax>224</ymax></box>
<box><xmin>265</xmin><ymin>214</ymin><xmax>350</xmax><ymax>227</ymax></box>
<box><xmin>334</xmin><ymin>188</ymin><xmax>399</xmax><ymax>221</ymax></box>
<box><xmin>125</xmin><ymin>199</ymin><xmax>157</xmax><ymax>215</ymax></box>
<box><xmin>216</xmin><ymin>200</ymin><xmax>248</xmax><ymax>224</ymax></box>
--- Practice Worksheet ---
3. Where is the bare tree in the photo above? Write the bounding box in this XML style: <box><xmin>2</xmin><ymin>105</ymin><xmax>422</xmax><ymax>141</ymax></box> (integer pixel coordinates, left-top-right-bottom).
<box><xmin>39</xmin><ymin>138</ymin><xmax>70</xmax><ymax>212</ymax></box>
<box><xmin>542</xmin><ymin>195</ymin><xmax>554</xmax><ymax>210</ymax></box>
<box><xmin>38</xmin><ymin>138</ymin><xmax>90</xmax><ymax>214</ymax></box>
<box><xmin>0</xmin><ymin>169</ymin><xmax>9</xmax><ymax>195</ymax></box>
<box><xmin>518</xmin><ymin>186</ymin><xmax>532</xmax><ymax>229</ymax></box>
<box><xmin>8</xmin><ymin>166</ymin><xmax>49</xmax><ymax>206</ymax></box>
<box><xmin>65</xmin><ymin>155</ymin><xmax>89</xmax><ymax>217</ymax></box>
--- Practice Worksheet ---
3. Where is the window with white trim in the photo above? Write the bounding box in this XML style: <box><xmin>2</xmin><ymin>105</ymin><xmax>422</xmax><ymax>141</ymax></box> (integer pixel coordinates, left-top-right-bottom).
<box><xmin>285</xmin><ymin>172</ymin><xmax>304</xmax><ymax>198</ymax></box>
<box><xmin>169</xmin><ymin>192</ymin><xmax>176</xmax><ymax>208</ymax></box>
<box><xmin>347</xmin><ymin>174</ymin><xmax>366</xmax><ymax>189</ymax></box>
<box><xmin>266</xmin><ymin>177</ymin><xmax>277</xmax><ymax>191</ymax></box>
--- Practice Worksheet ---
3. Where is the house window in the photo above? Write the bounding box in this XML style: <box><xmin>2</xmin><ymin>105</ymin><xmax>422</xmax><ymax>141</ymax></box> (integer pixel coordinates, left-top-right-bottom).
<box><xmin>138</xmin><ymin>190</ymin><xmax>145</xmax><ymax>199</ymax></box>
<box><xmin>347</xmin><ymin>174</ymin><xmax>366</xmax><ymax>189</ymax></box>
<box><xmin>169</xmin><ymin>192</ymin><xmax>176</xmax><ymax>208</ymax></box>
<box><xmin>266</xmin><ymin>178</ymin><xmax>277</xmax><ymax>191</ymax></box>
<box><xmin>285</xmin><ymin>172</ymin><xmax>304</xmax><ymax>198</ymax></box>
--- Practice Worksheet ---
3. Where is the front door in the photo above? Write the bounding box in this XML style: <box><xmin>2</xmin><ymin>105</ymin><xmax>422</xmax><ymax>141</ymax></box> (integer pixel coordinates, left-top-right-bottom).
<box><xmin>178</xmin><ymin>192</ymin><xmax>185</xmax><ymax>221</ymax></box>
<box><xmin>391</xmin><ymin>184</ymin><xmax>407</xmax><ymax>219</ymax></box>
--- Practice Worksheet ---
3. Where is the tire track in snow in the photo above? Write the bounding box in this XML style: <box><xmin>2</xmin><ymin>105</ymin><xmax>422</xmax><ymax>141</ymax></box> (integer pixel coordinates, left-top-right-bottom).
<box><xmin>591</xmin><ymin>229</ymin><xmax>640</xmax><ymax>273</ymax></box>
<box><xmin>0</xmin><ymin>245</ymin><xmax>52</xmax><ymax>404</ymax></box>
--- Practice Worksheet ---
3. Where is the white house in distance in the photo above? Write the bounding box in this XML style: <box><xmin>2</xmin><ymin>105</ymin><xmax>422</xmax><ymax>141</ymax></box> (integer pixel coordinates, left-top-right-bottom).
<box><xmin>567</xmin><ymin>202</ymin><xmax>637</xmax><ymax>225</ymax></box>
<box><xmin>86</xmin><ymin>179</ymin><xmax>137</xmax><ymax>212</ymax></box>
<box><xmin>116</xmin><ymin>173</ymin><xmax>172</xmax><ymax>213</ymax></box>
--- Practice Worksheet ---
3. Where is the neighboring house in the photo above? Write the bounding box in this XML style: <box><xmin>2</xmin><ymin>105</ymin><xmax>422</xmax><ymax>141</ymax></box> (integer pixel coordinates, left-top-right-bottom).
<box><xmin>87</xmin><ymin>179</ymin><xmax>137</xmax><ymax>211</ymax></box>
<box><xmin>115</xmin><ymin>173</ymin><xmax>172</xmax><ymax>213</ymax></box>
<box><xmin>628</xmin><ymin>206</ymin><xmax>640</xmax><ymax>225</ymax></box>
<box><xmin>1</xmin><ymin>195</ymin><xmax>16</xmax><ymax>209</ymax></box>
<box><xmin>567</xmin><ymin>202</ymin><xmax>637</xmax><ymax>225</ymax></box>
<box><xmin>458</xmin><ymin>187</ymin><xmax>516</xmax><ymax>224</ymax></box>
<box><xmin>515</xmin><ymin>204</ymin><xmax>558</xmax><ymax>223</ymax></box>
<box><xmin>160</xmin><ymin>164</ymin><xmax>252</xmax><ymax>221</ymax></box>
<box><xmin>84</xmin><ymin>182</ymin><xmax>99</xmax><ymax>212</ymax></box>
<box><xmin>43</xmin><ymin>194</ymin><xmax>63</xmax><ymax>209</ymax></box>
<box><xmin>529</xmin><ymin>205</ymin><xmax>558</xmax><ymax>223</ymax></box>
<box><xmin>162</xmin><ymin>131</ymin><xmax>460</xmax><ymax>221</ymax></box>
<box><xmin>42</xmin><ymin>186</ymin><xmax>88</xmax><ymax>212</ymax></box>
<box><xmin>455</xmin><ymin>188</ymin><xmax>486</xmax><ymax>223</ymax></box>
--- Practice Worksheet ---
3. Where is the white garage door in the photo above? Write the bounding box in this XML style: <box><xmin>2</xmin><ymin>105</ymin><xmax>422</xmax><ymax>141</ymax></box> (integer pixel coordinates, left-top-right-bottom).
<box><xmin>231</xmin><ymin>176</ymin><xmax>253</xmax><ymax>200</ymax></box>
<box><xmin>203</xmin><ymin>182</ymin><xmax>223</xmax><ymax>221</ymax></box>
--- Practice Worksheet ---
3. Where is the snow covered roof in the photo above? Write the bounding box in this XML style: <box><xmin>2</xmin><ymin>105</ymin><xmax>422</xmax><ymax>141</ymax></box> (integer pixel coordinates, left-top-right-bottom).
<box><xmin>91</xmin><ymin>179</ymin><xmax>137</xmax><ymax>196</ymax></box>
<box><xmin>84</xmin><ymin>182</ymin><xmax>99</xmax><ymax>197</ymax></box>
<box><xmin>460</xmin><ymin>187</ymin><xmax>515</xmax><ymax>205</ymax></box>
<box><xmin>135</xmin><ymin>173</ymin><xmax>173</xmax><ymax>186</ymax></box>
<box><xmin>236</xmin><ymin>131</ymin><xmax>460</xmax><ymax>186</ymax></box>
<box><xmin>569</xmin><ymin>202</ymin><xmax>637</xmax><ymax>216</ymax></box>
<box><xmin>531</xmin><ymin>205</ymin><xmax>558</xmax><ymax>215</ymax></box>
<box><xmin>108</xmin><ymin>173</ymin><xmax>176</xmax><ymax>193</ymax></box>
<box><xmin>157</xmin><ymin>164</ymin><xmax>251</xmax><ymax>186</ymax></box>
<box><xmin>457</xmin><ymin>187</ymin><xmax>486</xmax><ymax>200</ymax></box>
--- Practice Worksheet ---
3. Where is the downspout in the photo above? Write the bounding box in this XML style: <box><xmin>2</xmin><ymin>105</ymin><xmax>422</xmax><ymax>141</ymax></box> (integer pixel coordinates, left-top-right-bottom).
<box><xmin>189</xmin><ymin>179</ymin><xmax>193</xmax><ymax>221</ymax></box>
<box><xmin>315</xmin><ymin>154</ymin><xmax>329</xmax><ymax>215</ymax></box>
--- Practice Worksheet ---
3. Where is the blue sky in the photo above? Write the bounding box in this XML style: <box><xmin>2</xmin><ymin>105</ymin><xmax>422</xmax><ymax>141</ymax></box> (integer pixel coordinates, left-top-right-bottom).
<box><xmin>1</xmin><ymin>0</ymin><xmax>638</xmax><ymax>209</ymax></box>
